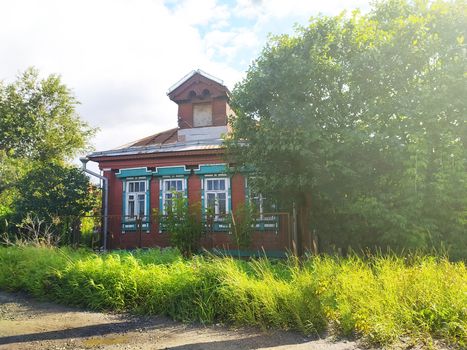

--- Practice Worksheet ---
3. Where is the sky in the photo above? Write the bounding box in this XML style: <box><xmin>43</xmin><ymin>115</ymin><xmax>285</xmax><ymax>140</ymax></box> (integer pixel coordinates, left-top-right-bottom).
<box><xmin>0</xmin><ymin>0</ymin><xmax>370</xmax><ymax>171</ymax></box>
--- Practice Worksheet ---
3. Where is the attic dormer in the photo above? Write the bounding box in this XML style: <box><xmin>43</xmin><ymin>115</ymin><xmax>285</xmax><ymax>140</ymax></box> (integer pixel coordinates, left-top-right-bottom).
<box><xmin>167</xmin><ymin>70</ymin><xmax>231</xmax><ymax>137</ymax></box>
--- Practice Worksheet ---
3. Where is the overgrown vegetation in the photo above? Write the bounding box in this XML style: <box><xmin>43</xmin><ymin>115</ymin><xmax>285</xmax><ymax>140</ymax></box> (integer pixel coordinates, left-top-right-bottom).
<box><xmin>226</xmin><ymin>0</ymin><xmax>467</xmax><ymax>259</ymax></box>
<box><xmin>154</xmin><ymin>197</ymin><xmax>207</xmax><ymax>257</ymax></box>
<box><xmin>0</xmin><ymin>246</ymin><xmax>465</xmax><ymax>348</ymax></box>
<box><xmin>228</xmin><ymin>203</ymin><xmax>257</xmax><ymax>249</ymax></box>
<box><xmin>0</xmin><ymin>68</ymin><xmax>97</xmax><ymax>239</ymax></box>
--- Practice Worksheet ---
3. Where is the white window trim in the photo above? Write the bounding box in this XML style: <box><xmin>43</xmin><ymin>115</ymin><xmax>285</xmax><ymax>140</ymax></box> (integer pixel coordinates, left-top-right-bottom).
<box><xmin>204</xmin><ymin>177</ymin><xmax>230</xmax><ymax>220</ymax></box>
<box><xmin>161</xmin><ymin>178</ymin><xmax>187</xmax><ymax>215</ymax></box>
<box><xmin>246</xmin><ymin>178</ymin><xmax>275</xmax><ymax>220</ymax></box>
<box><xmin>125</xmin><ymin>179</ymin><xmax>149</xmax><ymax>219</ymax></box>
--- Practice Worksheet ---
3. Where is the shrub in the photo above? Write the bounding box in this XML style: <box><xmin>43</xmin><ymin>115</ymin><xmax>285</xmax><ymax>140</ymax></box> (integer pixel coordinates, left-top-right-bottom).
<box><xmin>154</xmin><ymin>197</ymin><xmax>206</xmax><ymax>257</ymax></box>
<box><xmin>228</xmin><ymin>203</ymin><xmax>257</xmax><ymax>249</ymax></box>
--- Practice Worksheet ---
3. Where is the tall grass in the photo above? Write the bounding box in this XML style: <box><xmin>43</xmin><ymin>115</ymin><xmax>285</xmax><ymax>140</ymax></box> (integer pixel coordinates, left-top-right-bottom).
<box><xmin>0</xmin><ymin>246</ymin><xmax>465</xmax><ymax>348</ymax></box>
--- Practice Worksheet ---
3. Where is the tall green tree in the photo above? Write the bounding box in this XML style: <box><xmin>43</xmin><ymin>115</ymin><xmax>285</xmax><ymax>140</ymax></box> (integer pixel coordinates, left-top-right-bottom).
<box><xmin>0</xmin><ymin>67</ymin><xmax>94</xmax><ymax>161</ymax></box>
<box><xmin>0</xmin><ymin>68</ymin><xmax>97</xmax><ymax>232</ymax></box>
<box><xmin>227</xmin><ymin>0</ymin><xmax>467</xmax><ymax>258</ymax></box>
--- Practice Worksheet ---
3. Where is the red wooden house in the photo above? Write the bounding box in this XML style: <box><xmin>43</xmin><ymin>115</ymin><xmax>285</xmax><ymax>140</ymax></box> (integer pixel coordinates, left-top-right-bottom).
<box><xmin>87</xmin><ymin>70</ymin><xmax>291</xmax><ymax>256</ymax></box>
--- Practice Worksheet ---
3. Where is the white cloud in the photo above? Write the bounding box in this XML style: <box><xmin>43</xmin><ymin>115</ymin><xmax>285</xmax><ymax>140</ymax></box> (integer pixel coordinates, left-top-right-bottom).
<box><xmin>0</xmin><ymin>0</ymin><xmax>371</xmax><ymax>176</ymax></box>
<box><xmin>167</xmin><ymin>0</ymin><xmax>231</xmax><ymax>28</ymax></box>
<box><xmin>234</xmin><ymin>0</ymin><xmax>370</xmax><ymax>20</ymax></box>
<box><xmin>204</xmin><ymin>28</ymin><xmax>259</xmax><ymax>63</ymax></box>
<box><xmin>0</xmin><ymin>0</ymin><xmax>240</xmax><ymax>153</ymax></box>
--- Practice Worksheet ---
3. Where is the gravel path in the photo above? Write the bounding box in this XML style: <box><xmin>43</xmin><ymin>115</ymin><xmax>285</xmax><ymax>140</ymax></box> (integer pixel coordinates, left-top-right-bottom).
<box><xmin>0</xmin><ymin>291</ymin><xmax>362</xmax><ymax>350</ymax></box>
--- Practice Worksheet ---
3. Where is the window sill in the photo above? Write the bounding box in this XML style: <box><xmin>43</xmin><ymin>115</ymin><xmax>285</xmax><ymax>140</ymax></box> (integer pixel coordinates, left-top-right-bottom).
<box><xmin>207</xmin><ymin>218</ymin><xmax>279</xmax><ymax>233</ymax></box>
<box><xmin>121</xmin><ymin>220</ymin><xmax>151</xmax><ymax>233</ymax></box>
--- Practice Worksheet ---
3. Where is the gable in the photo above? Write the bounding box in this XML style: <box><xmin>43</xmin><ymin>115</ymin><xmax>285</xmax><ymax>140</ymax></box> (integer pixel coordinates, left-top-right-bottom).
<box><xmin>168</xmin><ymin>71</ymin><xmax>229</xmax><ymax>103</ymax></box>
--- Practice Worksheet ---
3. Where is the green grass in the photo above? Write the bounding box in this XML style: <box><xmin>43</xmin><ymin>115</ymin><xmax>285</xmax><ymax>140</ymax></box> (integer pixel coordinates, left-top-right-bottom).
<box><xmin>0</xmin><ymin>246</ymin><xmax>465</xmax><ymax>348</ymax></box>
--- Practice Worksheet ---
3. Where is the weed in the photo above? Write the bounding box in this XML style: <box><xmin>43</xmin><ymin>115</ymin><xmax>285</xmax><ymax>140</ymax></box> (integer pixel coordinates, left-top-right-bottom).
<box><xmin>0</xmin><ymin>247</ymin><xmax>465</xmax><ymax>348</ymax></box>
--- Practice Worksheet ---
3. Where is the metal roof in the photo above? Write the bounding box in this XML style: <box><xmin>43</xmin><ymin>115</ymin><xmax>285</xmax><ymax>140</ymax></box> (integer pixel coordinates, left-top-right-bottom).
<box><xmin>114</xmin><ymin>128</ymin><xmax>178</xmax><ymax>149</ymax></box>
<box><xmin>88</xmin><ymin>138</ymin><xmax>224</xmax><ymax>158</ymax></box>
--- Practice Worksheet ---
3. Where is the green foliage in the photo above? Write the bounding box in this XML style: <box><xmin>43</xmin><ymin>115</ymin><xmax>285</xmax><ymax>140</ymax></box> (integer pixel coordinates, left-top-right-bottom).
<box><xmin>5</xmin><ymin>163</ymin><xmax>98</xmax><ymax>244</ymax></box>
<box><xmin>227</xmin><ymin>0</ymin><xmax>467</xmax><ymax>258</ymax></box>
<box><xmin>115</xmin><ymin>247</ymin><xmax>183</xmax><ymax>265</ymax></box>
<box><xmin>0</xmin><ymin>246</ymin><xmax>88</xmax><ymax>297</ymax></box>
<box><xmin>0</xmin><ymin>67</ymin><xmax>95</xmax><ymax>162</ymax></box>
<box><xmin>15</xmin><ymin>162</ymin><xmax>96</xmax><ymax>220</ymax></box>
<box><xmin>155</xmin><ymin>196</ymin><xmax>206</xmax><ymax>257</ymax></box>
<box><xmin>0</xmin><ymin>68</ymin><xmax>97</xmax><ymax>233</ymax></box>
<box><xmin>0</xmin><ymin>246</ymin><xmax>465</xmax><ymax>348</ymax></box>
<box><xmin>228</xmin><ymin>203</ymin><xmax>257</xmax><ymax>249</ymax></box>
<box><xmin>0</xmin><ymin>150</ymin><xmax>30</xmax><ymax>230</ymax></box>
<box><xmin>312</xmin><ymin>254</ymin><xmax>467</xmax><ymax>346</ymax></box>
<box><xmin>80</xmin><ymin>216</ymin><xmax>100</xmax><ymax>248</ymax></box>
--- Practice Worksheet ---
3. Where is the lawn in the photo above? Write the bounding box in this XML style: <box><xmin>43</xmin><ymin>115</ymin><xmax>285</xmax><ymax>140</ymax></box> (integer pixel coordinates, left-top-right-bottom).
<box><xmin>0</xmin><ymin>246</ymin><xmax>465</xmax><ymax>348</ymax></box>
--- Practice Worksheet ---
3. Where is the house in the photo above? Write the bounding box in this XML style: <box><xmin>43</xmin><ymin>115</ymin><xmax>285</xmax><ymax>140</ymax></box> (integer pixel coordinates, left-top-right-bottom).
<box><xmin>87</xmin><ymin>70</ymin><xmax>292</xmax><ymax>256</ymax></box>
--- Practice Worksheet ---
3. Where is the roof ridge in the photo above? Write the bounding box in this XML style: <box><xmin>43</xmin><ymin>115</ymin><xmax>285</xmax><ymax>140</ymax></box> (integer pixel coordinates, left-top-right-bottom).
<box><xmin>87</xmin><ymin>138</ymin><xmax>224</xmax><ymax>158</ymax></box>
<box><xmin>167</xmin><ymin>69</ymin><xmax>225</xmax><ymax>95</ymax></box>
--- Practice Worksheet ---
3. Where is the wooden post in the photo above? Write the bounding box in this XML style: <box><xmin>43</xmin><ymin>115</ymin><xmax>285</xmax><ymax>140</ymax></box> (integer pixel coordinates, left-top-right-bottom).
<box><xmin>298</xmin><ymin>192</ymin><xmax>318</xmax><ymax>255</ymax></box>
<box><xmin>292</xmin><ymin>202</ymin><xmax>298</xmax><ymax>256</ymax></box>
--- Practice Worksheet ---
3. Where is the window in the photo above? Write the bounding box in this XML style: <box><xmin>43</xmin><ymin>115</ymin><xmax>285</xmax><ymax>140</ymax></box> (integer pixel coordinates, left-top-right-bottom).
<box><xmin>193</xmin><ymin>103</ymin><xmax>212</xmax><ymax>127</ymax></box>
<box><xmin>205</xmin><ymin>178</ymin><xmax>229</xmax><ymax>219</ymax></box>
<box><xmin>246</xmin><ymin>177</ymin><xmax>278</xmax><ymax>232</ymax></box>
<box><xmin>162</xmin><ymin>178</ymin><xmax>186</xmax><ymax>214</ymax></box>
<box><xmin>126</xmin><ymin>180</ymin><xmax>147</xmax><ymax>219</ymax></box>
<box><xmin>250</xmin><ymin>191</ymin><xmax>276</xmax><ymax>220</ymax></box>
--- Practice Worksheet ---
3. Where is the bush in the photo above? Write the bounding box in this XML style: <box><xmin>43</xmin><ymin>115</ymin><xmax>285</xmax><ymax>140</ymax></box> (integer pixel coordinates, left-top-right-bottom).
<box><xmin>228</xmin><ymin>203</ymin><xmax>257</xmax><ymax>249</ymax></box>
<box><xmin>155</xmin><ymin>197</ymin><xmax>206</xmax><ymax>257</ymax></box>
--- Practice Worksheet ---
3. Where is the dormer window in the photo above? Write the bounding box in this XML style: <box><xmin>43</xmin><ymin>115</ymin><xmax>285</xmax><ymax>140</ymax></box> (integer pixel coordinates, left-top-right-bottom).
<box><xmin>167</xmin><ymin>70</ymin><xmax>231</xmax><ymax>130</ymax></box>
<box><xmin>193</xmin><ymin>103</ymin><xmax>212</xmax><ymax>127</ymax></box>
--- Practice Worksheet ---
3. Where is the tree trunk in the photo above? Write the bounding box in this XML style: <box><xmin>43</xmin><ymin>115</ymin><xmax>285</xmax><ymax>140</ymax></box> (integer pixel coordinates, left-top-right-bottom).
<box><xmin>297</xmin><ymin>192</ymin><xmax>318</xmax><ymax>255</ymax></box>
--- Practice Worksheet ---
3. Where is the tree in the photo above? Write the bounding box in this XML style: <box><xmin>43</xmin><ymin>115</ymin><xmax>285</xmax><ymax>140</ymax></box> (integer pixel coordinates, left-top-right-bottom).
<box><xmin>0</xmin><ymin>67</ymin><xmax>95</xmax><ymax>162</ymax></box>
<box><xmin>12</xmin><ymin>163</ymin><xmax>97</xmax><ymax>244</ymax></box>
<box><xmin>227</xmin><ymin>0</ymin><xmax>467</xmax><ymax>258</ymax></box>
<box><xmin>0</xmin><ymin>68</ymin><xmax>97</xmax><ymax>235</ymax></box>
<box><xmin>15</xmin><ymin>163</ymin><xmax>96</xmax><ymax>219</ymax></box>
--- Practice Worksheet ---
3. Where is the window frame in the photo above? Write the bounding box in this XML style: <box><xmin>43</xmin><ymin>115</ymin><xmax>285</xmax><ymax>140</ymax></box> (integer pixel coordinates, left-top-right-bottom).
<box><xmin>245</xmin><ymin>177</ymin><xmax>278</xmax><ymax>232</ymax></box>
<box><xmin>204</xmin><ymin>177</ymin><xmax>230</xmax><ymax>220</ymax></box>
<box><xmin>249</xmin><ymin>191</ymin><xmax>276</xmax><ymax>221</ymax></box>
<box><xmin>161</xmin><ymin>178</ymin><xmax>187</xmax><ymax>215</ymax></box>
<box><xmin>124</xmin><ymin>179</ymin><xmax>149</xmax><ymax>221</ymax></box>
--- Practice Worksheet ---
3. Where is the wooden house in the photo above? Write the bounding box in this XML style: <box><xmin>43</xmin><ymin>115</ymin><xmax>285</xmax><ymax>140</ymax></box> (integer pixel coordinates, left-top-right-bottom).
<box><xmin>87</xmin><ymin>70</ymin><xmax>291</xmax><ymax>256</ymax></box>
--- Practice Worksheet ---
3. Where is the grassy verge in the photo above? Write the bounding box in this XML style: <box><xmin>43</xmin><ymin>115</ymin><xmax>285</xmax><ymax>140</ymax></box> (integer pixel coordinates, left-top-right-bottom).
<box><xmin>0</xmin><ymin>246</ymin><xmax>465</xmax><ymax>348</ymax></box>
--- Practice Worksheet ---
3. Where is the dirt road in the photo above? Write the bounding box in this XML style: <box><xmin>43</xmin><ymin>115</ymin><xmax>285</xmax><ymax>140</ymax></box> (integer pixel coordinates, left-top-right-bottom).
<box><xmin>0</xmin><ymin>291</ymin><xmax>361</xmax><ymax>350</ymax></box>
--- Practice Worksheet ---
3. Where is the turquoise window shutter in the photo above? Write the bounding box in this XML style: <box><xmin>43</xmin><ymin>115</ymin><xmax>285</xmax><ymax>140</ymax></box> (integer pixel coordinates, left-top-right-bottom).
<box><xmin>200</xmin><ymin>175</ymin><xmax>205</xmax><ymax>216</ymax></box>
<box><xmin>146</xmin><ymin>179</ymin><xmax>150</xmax><ymax>219</ymax></box>
<box><xmin>228</xmin><ymin>177</ymin><xmax>232</xmax><ymax>213</ymax></box>
<box><xmin>158</xmin><ymin>179</ymin><xmax>163</xmax><ymax>212</ymax></box>
<box><xmin>122</xmin><ymin>179</ymin><xmax>127</xmax><ymax>218</ymax></box>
